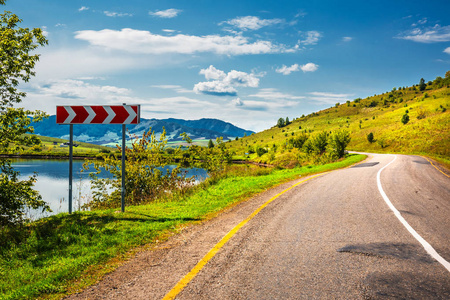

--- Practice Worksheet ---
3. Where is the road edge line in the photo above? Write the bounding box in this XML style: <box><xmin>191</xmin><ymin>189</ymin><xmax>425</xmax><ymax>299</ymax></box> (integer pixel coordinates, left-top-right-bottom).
<box><xmin>162</xmin><ymin>172</ymin><xmax>328</xmax><ymax>300</ymax></box>
<box><xmin>422</xmin><ymin>156</ymin><xmax>450</xmax><ymax>178</ymax></box>
<box><xmin>377</xmin><ymin>155</ymin><xmax>450</xmax><ymax>273</ymax></box>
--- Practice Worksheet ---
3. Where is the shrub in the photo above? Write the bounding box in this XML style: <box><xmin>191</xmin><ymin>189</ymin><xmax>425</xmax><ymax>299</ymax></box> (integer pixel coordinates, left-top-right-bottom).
<box><xmin>0</xmin><ymin>160</ymin><xmax>51</xmax><ymax>226</ymax></box>
<box><xmin>328</xmin><ymin>130</ymin><xmax>351</xmax><ymax>158</ymax></box>
<box><xmin>401</xmin><ymin>114</ymin><xmax>410</xmax><ymax>125</ymax></box>
<box><xmin>367</xmin><ymin>132</ymin><xmax>374</xmax><ymax>143</ymax></box>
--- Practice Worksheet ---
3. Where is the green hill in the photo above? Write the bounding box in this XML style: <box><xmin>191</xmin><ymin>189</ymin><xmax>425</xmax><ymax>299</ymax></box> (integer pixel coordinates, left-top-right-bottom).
<box><xmin>226</xmin><ymin>72</ymin><xmax>450</xmax><ymax>167</ymax></box>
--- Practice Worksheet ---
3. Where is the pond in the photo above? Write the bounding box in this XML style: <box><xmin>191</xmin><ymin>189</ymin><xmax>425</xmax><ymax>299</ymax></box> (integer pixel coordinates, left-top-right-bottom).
<box><xmin>8</xmin><ymin>158</ymin><xmax>208</xmax><ymax>220</ymax></box>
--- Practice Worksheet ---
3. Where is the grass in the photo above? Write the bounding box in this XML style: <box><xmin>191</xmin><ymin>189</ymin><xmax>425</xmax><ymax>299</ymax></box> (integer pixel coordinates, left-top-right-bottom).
<box><xmin>0</xmin><ymin>154</ymin><xmax>366</xmax><ymax>300</ymax></box>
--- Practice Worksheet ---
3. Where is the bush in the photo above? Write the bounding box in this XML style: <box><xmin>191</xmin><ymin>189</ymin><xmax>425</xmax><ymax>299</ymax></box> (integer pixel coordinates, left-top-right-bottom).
<box><xmin>367</xmin><ymin>132</ymin><xmax>374</xmax><ymax>143</ymax></box>
<box><xmin>401</xmin><ymin>113</ymin><xmax>410</xmax><ymax>125</ymax></box>
<box><xmin>255</xmin><ymin>145</ymin><xmax>268</xmax><ymax>157</ymax></box>
<box><xmin>328</xmin><ymin>130</ymin><xmax>351</xmax><ymax>158</ymax></box>
<box><xmin>0</xmin><ymin>160</ymin><xmax>51</xmax><ymax>226</ymax></box>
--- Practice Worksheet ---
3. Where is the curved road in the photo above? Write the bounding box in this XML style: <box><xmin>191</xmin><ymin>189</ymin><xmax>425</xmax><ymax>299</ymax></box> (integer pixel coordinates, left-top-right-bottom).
<box><xmin>69</xmin><ymin>153</ymin><xmax>450</xmax><ymax>299</ymax></box>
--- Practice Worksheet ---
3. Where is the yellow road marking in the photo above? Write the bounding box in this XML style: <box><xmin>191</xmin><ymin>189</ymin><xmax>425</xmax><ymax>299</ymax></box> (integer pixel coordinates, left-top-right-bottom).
<box><xmin>422</xmin><ymin>156</ymin><xmax>450</xmax><ymax>178</ymax></box>
<box><xmin>162</xmin><ymin>172</ymin><xmax>327</xmax><ymax>300</ymax></box>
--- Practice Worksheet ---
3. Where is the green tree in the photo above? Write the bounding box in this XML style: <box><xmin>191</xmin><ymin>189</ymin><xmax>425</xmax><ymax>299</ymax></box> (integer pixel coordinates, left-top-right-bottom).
<box><xmin>0</xmin><ymin>0</ymin><xmax>50</xmax><ymax>225</ymax></box>
<box><xmin>367</xmin><ymin>132</ymin><xmax>374</xmax><ymax>143</ymax></box>
<box><xmin>445</xmin><ymin>70</ymin><xmax>450</xmax><ymax>78</ymax></box>
<box><xmin>285</xmin><ymin>116</ymin><xmax>290</xmax><ymax>126</ymax></box>
<box><xmin>277</xmin><ymin>117</ymin><xmax>285</xmax><ymax>128</ymax></box>
<box><xmin>419</xmin><ymin>78</ymin><xmax>426</xmax><ymax>91</ymax></box>
<box><xmin>208</xmin><ymin>139</ymin><xmax>214</xmax><ymax>148</ymax></box>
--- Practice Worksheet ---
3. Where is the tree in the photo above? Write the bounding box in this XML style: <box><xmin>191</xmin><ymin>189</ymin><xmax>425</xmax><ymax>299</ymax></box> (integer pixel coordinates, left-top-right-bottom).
<box><xmin>419</xmin><ymin>78</ymin><xmax>426</xmax><ymax>91</ymax></box>
<box><xmin>0</xmin><ymin>1</ymin><xmax>50</xmax><ymax>225</ymax></box>
<box><xmin>285</xmin><ymin>116</ymin><xmax>290</xmax><ymax>126</ymax></box>
<box><xmin>208</xmin><ymin>139</ymin><xmax>214</xmax><ymax>148</ymax></box>
<box><xmin>277</xmin><ymin>117</ymin><xmax>285</xmax><ymax>128</ymax></box>
<box><xmin>367</xmin><ymin>132</ymin><xmax>374</xmax><ymax>143</ymax></box>
<box><xmin>445</xmin><ymin>71</ymin><xmax>450</xmax><ymax>79</ymax></box>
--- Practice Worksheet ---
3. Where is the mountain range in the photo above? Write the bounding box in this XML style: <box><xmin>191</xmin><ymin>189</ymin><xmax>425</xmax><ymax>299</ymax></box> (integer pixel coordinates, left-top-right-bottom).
<box><xmin>30</xmin><ymin>116</ymin><xmax>254</xmax><ymax>145</ymax></box>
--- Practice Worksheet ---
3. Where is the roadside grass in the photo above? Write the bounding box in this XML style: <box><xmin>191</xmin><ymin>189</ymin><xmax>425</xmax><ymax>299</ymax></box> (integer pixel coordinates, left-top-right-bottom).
<box><xmin>0</xmin><ymin>154</ymin><xmax>366</xmax><ymax>300</ymax></box>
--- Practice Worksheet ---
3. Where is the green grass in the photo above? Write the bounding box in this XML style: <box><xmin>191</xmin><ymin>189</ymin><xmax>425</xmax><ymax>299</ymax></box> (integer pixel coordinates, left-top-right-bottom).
<box><xmin>0</xmin><ymin>154</ymin><xmax>366</xmax><ymax>300</ymax></box>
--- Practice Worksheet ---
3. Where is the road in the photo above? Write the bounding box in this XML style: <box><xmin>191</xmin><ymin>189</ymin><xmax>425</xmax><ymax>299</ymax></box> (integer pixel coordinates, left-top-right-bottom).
<box><xmin>69</xmin><ymin>153</ymin><xmax>450</xmax><ymax>299</ymax></box>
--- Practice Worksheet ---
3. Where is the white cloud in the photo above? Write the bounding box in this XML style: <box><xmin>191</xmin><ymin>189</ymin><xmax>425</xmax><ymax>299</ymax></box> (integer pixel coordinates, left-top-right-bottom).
<box><xmin>249</xmin><ymin>88</ymin><xmax>304</xmax><ymax>100</ymax></box>
<box><xmin>104</xmin><ymin>11</ymin><xmax>133</xmax><ymax>17</ymax></box>
<box><xmin>222</xmin><ymin>16</ymin><xmax>284</xmax><ymax>31</ymax></box>
<box><xmin>194</xmin><ymin>66</ymin><xmax>260</xmax><ymax>96</ymax></box>
<box><xmin>308</xmin><ymin>92</ymin><xmax>353</xmax><ymax>104</ymax></box>
<box><xmin>149</xmin><ymin>9</ymin><xmax>182</xmax><ymax>18</ymax></box>
<box><xmin>24</xmin><ymin>79</ymin><xmax>138</xmax><ymax>114</ymax></box>
<box><xmin>151</xmin><ymin>85</ymin><xmax>193</xmax><ymax>93</ymax></box>
<box><xmin>342</xmin><ymin>36</ymin><xmax>353</xmax><ymax>42</ymax></box>
<box><xmin>276</xmin><ymin>63</ymin><xmax>318</xmax><ymax>75</ymax></box>
<box><xmin>298</xmin><ymin>31</ymin><xmax>322</xmax><ymax>45</ymax></box>
<box><xmin>78</xmin><ymin>6</ymin><xmax>89</xmax><ymax>12</ymax></box>
<box><xmin>75</xmin><ymin>28</ymin><xmax>294</xmax><ymax>55</ymax></box>
<box><xmin>397</xmin><ymin>24</ymin><xmax>450</xmax><ymax>43</ymax></box>
<box><xmin>233</xmin><ymin>98</ymin><xmax>244</xmax><ymax>106</ymax></box>
<box><xmin>444</xmin><ymin>47</ymin><xmax>450</xmax><ymax>55</ymax></box>
<box><xmin>199</xmin><ymin>65</ymin><xmax>226</xmax><ymax>80</ymax></box>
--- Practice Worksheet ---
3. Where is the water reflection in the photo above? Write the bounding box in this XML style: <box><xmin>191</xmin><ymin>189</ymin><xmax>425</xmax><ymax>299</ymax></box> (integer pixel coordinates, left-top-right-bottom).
<box><xmin>8</xmin><ymin>158</ymin><xmax>207</xmax><ymax>219</ymax></box>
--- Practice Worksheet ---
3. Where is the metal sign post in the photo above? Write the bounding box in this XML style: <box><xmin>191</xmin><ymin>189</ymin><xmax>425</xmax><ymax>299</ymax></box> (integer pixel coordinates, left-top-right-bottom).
<box><xmin>57</xmin><ymin>104</ymin><xmax>140</xmax><ymax>213</ymax></box>
<box><xmin>122</xmin><ymin>124</ymin><xmax>126</xmax><ymax>212</ymax></box>
<box><xmin>69</xmin><ymin>124</ymin><xmax>73</xmax><ymax>214</ymax></box>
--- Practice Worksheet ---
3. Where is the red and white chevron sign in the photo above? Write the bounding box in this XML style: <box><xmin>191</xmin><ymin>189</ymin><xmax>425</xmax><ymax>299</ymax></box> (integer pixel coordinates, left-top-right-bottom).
<box><xmin>56</xmin><ymin>105</ymin><xmax>140</xmax><ymax>124</ymax></box>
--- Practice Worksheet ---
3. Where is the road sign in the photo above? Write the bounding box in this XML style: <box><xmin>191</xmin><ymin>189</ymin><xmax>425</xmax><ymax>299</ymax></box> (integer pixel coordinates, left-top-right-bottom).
<box><xmin>56</xmin><ymin>105</ymin><xmax>140</xmax><ymax>124</ymax></box>
<box><xmin>57</xmin><ymin>104</ymin><xmax>140</xmax><ymax>214</ymax></box>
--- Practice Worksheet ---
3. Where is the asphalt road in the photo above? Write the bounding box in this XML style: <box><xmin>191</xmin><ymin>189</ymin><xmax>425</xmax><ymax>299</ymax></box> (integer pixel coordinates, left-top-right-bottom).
<box><xmin>69</xmin><ymin>153</ymin><xmax>450</xmax><ymax>299</ymax></box>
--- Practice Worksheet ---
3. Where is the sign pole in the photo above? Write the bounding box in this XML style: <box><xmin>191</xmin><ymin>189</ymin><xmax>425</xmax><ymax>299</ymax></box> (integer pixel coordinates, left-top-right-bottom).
<box><xmin>69</xmin><ymin>124</ymin><xmax>73</xmax><ymax>214</ymax></box>
<box><xmin>121</xmin><ymin>123</ymin><xmax>126</xmax><ymax>212</ymax></box>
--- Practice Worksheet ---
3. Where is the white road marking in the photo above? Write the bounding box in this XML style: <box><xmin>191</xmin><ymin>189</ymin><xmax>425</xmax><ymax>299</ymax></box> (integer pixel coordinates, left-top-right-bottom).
<box><xmin>377</xmin><ymin>155</ymin><xmax>450</xmax><ymax>272</ymax></box>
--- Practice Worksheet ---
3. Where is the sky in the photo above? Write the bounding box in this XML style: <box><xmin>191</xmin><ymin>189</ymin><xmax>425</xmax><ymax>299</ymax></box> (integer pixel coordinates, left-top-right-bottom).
<box><xmin>3</xmin><ymin>0</ymin><xmax>450</xmax><ymax>132</ymax></box>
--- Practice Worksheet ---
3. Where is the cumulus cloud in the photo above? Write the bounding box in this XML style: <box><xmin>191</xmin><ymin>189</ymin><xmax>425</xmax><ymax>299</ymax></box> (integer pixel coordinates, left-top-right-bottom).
<box><xmin>104</xmin><ymin>11</ymin><xmax>133</xmax><ymax>17</ymax></box>
<box><xmin>298</xmin><ymin>31</ymin><xmax>322</xmax><ymax>45</ymax></box>
<box><xmin>75</xmin><ymin>28</ymin><xmax>294</xmax><ymax>55</ymax></box>
<box><xmin>149</xmin><ymin>9</ymin><xmax>182</xmax><ymax>18</ymax></box>
<box><xmin>276</xmin><ymin>63</ymin><xmax>318</xmax><ymax>75</ymax></box>
<box><xmin>397</xmin><ymin>24</ymin><xmax>450</xmax><ymax>43</ymax></box>
<box><xmin>444</xmin><ymin>47</ymin><xmax>450</xmax><ymax>55</ymax></box>
<box><xmin>221</xmin><ymin>16</ymin><xmax>284</xmax><ymax>31</ymax></box>
<box><xmin>194</xmin><ymin>65</ymin><xmax>260</xmax><ymax>96</ymax></box>
<box><xmin>78</xmin><ymin>6</ymin><xmax>89</xmax><ymax>12</ymax></box>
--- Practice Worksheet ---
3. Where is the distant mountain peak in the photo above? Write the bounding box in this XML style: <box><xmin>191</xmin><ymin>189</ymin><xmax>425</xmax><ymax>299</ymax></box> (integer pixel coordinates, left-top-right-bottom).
<box><xmin>30</xmin><ymin>116</ymin><xmax>254</xmax><ymax>145</ymax></box>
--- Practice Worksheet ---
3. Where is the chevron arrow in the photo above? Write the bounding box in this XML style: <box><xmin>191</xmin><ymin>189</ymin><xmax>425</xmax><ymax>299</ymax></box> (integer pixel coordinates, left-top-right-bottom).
<box><xmin>56</xmin><ymin>105</ymin><xmax>140</xmax><ymax>124</ymax></box>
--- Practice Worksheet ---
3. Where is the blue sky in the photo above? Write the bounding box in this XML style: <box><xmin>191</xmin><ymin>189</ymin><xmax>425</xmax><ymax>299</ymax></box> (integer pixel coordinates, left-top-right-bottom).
<box><xmin>4</xmin><ymin>0</ymin><xmax>450</xmax><ymax>131</ymax></box>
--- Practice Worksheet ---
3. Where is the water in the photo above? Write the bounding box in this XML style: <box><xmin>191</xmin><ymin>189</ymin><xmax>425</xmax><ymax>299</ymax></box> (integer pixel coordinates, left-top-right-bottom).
<box><xmin>8</xmin><ymin>158</ymin><xmax>207</xmax><ymax>220</ymax></box>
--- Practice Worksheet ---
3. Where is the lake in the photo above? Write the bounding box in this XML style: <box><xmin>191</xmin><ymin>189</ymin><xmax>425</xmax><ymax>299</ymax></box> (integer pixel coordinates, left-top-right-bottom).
<box><xmin>9</xmin><ymin>158</ymin><xmax>208</xmax><ymax>220</ymax></box>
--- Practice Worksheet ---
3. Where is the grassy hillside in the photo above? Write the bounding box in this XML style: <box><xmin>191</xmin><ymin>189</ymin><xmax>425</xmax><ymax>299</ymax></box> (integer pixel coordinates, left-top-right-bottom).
<box><xmin>226</xmin><ymin>73</ymin><xmax>450</xmax><ymax>166</ymax></box>
<box><xmin>1</xmin><ymin>135</ymin><xmax>117</xmax><ymax>158</ymax></box>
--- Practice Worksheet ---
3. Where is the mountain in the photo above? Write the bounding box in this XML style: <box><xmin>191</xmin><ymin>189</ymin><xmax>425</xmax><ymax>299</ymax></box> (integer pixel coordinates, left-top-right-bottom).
<box><xmin>30</xmin><ymin>116</ymin><xmax>254</xmax><ymax>145</ymax></box>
